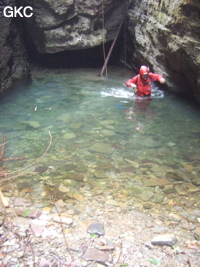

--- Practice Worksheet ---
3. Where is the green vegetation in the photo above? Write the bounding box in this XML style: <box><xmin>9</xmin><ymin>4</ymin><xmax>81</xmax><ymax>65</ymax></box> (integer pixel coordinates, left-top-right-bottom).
<box><xmin>148</xmin><ymin>258</ymin><xmax>161</xmax><ymax>265</ymax></box>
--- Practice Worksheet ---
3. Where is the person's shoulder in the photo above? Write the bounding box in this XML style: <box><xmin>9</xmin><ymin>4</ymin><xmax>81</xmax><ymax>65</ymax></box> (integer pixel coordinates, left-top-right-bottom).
<box><xmin>148</xmin><ymin>72</ymin><xmax>154</xmax><ymax>76</ymax></box>
<box><xmin>149</xmin><ymin>72</ymin><xmax>161</xmax><ymax>78</ymax></box>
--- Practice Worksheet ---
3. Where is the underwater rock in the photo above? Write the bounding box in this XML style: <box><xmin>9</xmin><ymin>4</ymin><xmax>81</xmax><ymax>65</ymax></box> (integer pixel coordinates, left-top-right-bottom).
<box><xmin>139</xmin><ymin>190</ymin><xmax>154</xmax><ymax>202</ymax></box>
<box><xmin>57</xmin><ymin>113</ymin><xmax>71</xmax><ymax>122</ymax></box>
<box><xmin>153</xmin><ymin>194</ymin><xmax>164</xmax><ymax>203</ymax></box>
<box><xmin>73</xmin><ymin>193</ymin><xmax>84</xmax><ymax>202</ymax></box>
<box><xmin>142</xmin><ymin>138</ymin><xmax>161</xmax><ymax>148</ymax></box>
<box><xmin>58</xmin><ymin>184</ymin><xmax>70</xmax><ymax>193</ymax></box>
<box><xmin>93</xmin><ymin>170</ymin><xmax>107</xmax><ymax>179</ymax></box>
<box><xmin>189</xmin><ymin>175</ymin><xmax>200</xmax><ymax>186</ymax></box>
<box><xmin>143</xmin><ymin>177</ymin><xmax>169</xmax><ymax>187</ymax></box>
<box><xmin>63</xmin><ymin>132</ymin><xmax>76</xmax><ymax>139</ymax></box>
<box><xmin>64</xmin><ymin>171</ymin><xmax>84</xmax><ymax>182</ymax></box>
<box><xmin>175</xmin><ymin>185</ymin><xmax>188</xmax><ymax>196</ymax></box>
<box><xmin>99</xmin><ymin>120</ymin><xmax>115</xmax><ymax>125</ymax></box>
<box><xmin>17</xmin><ymin>181</ymin><xmax>36</xmax><ymax>190</ymax></box>
<box><xmin>23</xmin><ymin>121</ymin><xmax>41</xmax><ymax>128</ymax></box>
<box><xmin>65</xmin><ymin>164</ymin><xmax>77</xmax><ymax>171</ymax></box>
<box><xmin>194</xmin><ymin>227</ymin><xmax>200</xmax><ymax>241</ymax></box>
<box><xmin>68</xmin><ymin>121</ymin><xmax>84</xmax><ymax>129</ymax></box>
<box><xmin>97</xmin><ymin>162</ymin><xmax>114</xmax><ymax>171</ymax></box>
<box><xmin>115</xmin><ymin>126</ymin><xmax>128</xmax><ymax>135</ymax></box>
<box><xmin>143</xmin><ymin>203</ymin><xmax>151</xmax><ymax>209</ymax></box>
<box><xmin>185</xmin><ymin>183</ymin><xmax>200</xmax><ymax>193</ymax></box>
<box><xmin>163</xmin><ymin>186</ymin><xmax>177</xmax><ymax>194</ymax></box>
<box><xmin>88</xmin><ymin>142</ymin><xmax>114</xmax><ymax>154</ymax></box>
<box><xmin>34</xmin><ymin>166</ymin><xmax>49</xmax><ymax>173</ymax></box>
<box><xmin>101</xmin><ymin>129</ymin><xmax>115</xmax><ymax>137</ymax></box>
<box><xmin>165</xmin><ymin>172</ymin><xmax>183</xmax><ymax>181</ymax></box>
<box><xmin>125</xmin><ymin>158</ymin><xmax>140</xmax><ymax>168</ymax></box>
<box><xmin>180</xmin><ymin>162</ymin><xmax>194</xmax><ymax>172</ymax></box>
<box><xmin>75</xmin><ymin>164</ymin><xmax>87</xmax><ymax>173</ymax></box>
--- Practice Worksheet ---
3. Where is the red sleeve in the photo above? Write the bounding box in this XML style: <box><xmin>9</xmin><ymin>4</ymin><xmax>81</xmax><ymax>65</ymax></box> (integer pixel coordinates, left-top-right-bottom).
<box><xmin>126</xmin><ymin>75</ymin><xmax>138</xmax><ymax>87</ymax></box>
<box><xmin>149</xmin><ymin>73</ymin><xmax>163</xmax><ymax>82</ymax></box>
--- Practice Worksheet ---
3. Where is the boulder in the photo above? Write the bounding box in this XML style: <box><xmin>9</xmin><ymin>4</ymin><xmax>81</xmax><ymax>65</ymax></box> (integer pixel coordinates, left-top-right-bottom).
<box><xmin>19</xmin><ymin>0</ymin><xmax>128</xmax><ymax>53</ymax></box>
<box><xmin>151</xmin><ymin>233</ymin><xmax>177</xmax><ymax>246</ymax></box>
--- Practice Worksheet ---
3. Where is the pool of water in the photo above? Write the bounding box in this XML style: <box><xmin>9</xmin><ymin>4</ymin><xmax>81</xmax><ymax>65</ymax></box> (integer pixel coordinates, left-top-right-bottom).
<box><xmin>0</xmin><ymin>65</ymin><xmax>200</xmax><ymax>221</ymax></box>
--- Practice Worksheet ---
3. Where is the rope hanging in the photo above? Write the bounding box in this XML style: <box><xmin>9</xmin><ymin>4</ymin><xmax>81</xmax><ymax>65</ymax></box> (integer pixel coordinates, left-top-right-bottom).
<box><xmin>100</xmin><ymin>0</ymin><xmax>131</xmax><ymax>77</ymax></box>
<box><xmin>123</xmin><ymin>14</ymin><xmax>127</xmax><ymax>72</ymax></box>
<box><xmin>101</xmin><ymin>0</ymin><xmax>107</xmax><ymax>75</ymax></box>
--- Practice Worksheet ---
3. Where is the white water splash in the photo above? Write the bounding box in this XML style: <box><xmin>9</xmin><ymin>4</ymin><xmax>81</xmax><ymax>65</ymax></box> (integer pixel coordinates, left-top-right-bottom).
<box><xmin>101</xmin><ymin>87</ymin><xmax>164</xmax><ymax>99</ymax></box>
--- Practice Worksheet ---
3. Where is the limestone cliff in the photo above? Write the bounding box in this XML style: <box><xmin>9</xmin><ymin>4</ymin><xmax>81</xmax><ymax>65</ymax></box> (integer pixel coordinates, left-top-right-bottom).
<box><xmin>0</xmin><ymin>0</ymin><xmax>200</xmax><ymax>102</ymax></box>
<box><xmin>126</xmin><ymin>0</ymin><xmax>200</xmax><ymax>100</ymax></box>
<box><xmin>0</xmin><ymin>0</ymin><xmax>29</xmax><ymax>93</ymax></box>
<box><xmin>19</xmin><ymin>0</ymin><xmax>128</xmax><ymax>54</ymax></box>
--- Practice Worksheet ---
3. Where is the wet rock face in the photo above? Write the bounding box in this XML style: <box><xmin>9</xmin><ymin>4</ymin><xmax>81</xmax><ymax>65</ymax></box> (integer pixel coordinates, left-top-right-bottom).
<box><xmin>0</xmin><ymin>0</ymin><xmax>29</xmax><ymax>93</ymax></box>
<box><xmin>126</xmin><ymin>0</ymin><xmax>200</xmax><ymax>101</ymax></box>
<box><xmin>19</xmin><ymin>0</ymin><xmax>128</xmax><ymax>53</ymax></box>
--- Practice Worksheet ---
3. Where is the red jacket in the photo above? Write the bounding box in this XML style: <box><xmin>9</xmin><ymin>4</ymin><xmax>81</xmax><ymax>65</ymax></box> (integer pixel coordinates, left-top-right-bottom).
<box><xmin>126</xmin><ymin>73</ymin><xmax>163</xmax><ymax>96</ymax></box>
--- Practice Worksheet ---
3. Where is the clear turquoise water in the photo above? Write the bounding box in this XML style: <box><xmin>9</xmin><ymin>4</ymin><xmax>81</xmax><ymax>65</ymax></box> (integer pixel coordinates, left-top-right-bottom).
<box><xmin>0</xmin><ymin>65</ymin><xmax>200</xmax><ymax>216</ymax></box>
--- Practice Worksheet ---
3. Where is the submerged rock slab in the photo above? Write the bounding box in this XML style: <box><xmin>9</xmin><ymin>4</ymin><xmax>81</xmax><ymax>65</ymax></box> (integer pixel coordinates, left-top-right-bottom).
<box><xmin>143</xmin><ymin>177</ymin><xmax>170</xmax><ymax>187</ymax></box>
<box><xmin>139</xmin><ymin>190</ymin><xmax>154</xmax><ymax>202</ymax></box>
<box><xmin>194</xmin><ymin>227</ymin><xmax>200</xmax><ymax>241</ymax></box>
<box><xmin>22</xmin><ymin>121</ymin><xmax>41</xmax><ymax>129</ymax></box>
<box><xmin>88</xmin><ymin>142</ymin><xmax>114</xmax><ymax>154</ymax></box>
<box><xmin>64</xmin><ymin>171</ymin><xmax>84</xmax><ymax>182</ymax></box>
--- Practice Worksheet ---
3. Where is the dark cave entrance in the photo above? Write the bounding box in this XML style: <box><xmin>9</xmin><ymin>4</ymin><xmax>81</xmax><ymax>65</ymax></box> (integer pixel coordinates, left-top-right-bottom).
<box><xmin>26</xmin><ymin>39</ymin><xmax>125</xmax><ymax>69</ymax></box>
<box><xmin>14</xmin><ymin>4</ymin><xmax>127</xmax><ymax>70</ymax></box>
<box><xmin>17</xmin><ymin>17</ymin><xmax>126</xmax><ymax>70</ymax></box>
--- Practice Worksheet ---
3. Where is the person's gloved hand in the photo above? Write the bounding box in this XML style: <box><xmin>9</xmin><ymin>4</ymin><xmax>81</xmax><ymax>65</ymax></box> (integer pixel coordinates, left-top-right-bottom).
<box><xmin>159</xmin><ymin>78</ymin><xmax>165</xmax><ymax>84</ymax></box>
<box><xmin>130</xmin><ymin>83</ymin><xmax>137</xmax><ymax>92</ymax></box>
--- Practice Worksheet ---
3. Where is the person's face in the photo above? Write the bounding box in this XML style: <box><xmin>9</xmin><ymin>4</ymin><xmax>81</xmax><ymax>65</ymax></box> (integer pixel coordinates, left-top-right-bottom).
<box><xmin>141</xmin><ymin>73</ymin><xmax>148</xmax><ymax>81</ymax></box>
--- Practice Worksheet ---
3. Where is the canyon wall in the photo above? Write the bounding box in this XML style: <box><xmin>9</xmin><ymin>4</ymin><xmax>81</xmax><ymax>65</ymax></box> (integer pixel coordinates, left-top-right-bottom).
<box><xmin>0</xmin><ymin>0</ymin><xmax>200</xmax><ymax>102</ymax></box>
<box><xmin>126</xmin><ymin>0</ymin><xmax>200</xmax><ymax>100</ymax></box>
<box><xmin>0</xmin><ymin>0</ymin><xmax>29</xmax><ymax>93</ymax></box>
<box><xmin>19</xmin><ymin>0</ymin><xmax>128</xmax><ymax>54</ymax></box>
